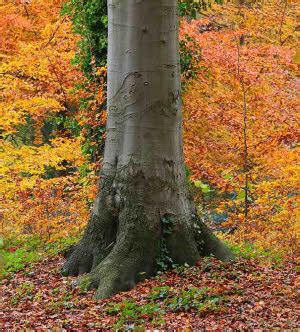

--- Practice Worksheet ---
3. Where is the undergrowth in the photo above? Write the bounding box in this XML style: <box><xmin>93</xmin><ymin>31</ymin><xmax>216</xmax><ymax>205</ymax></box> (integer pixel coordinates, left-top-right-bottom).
<box><xmin>0</xmin><ymin>235</ymin><xmax>80</xmax><ymax>279</ymax></box>
<box><xmin>106</xmin><ymin>286</ymin><xmax>225</xmax><ymax>329</ymax></box>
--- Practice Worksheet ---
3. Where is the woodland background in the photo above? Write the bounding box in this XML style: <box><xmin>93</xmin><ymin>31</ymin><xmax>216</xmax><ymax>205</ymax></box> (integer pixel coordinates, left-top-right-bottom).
<box><xmin>0</xmin><ymin>0</ymin><xmax>299</xmax><ymax>328</ymax></box>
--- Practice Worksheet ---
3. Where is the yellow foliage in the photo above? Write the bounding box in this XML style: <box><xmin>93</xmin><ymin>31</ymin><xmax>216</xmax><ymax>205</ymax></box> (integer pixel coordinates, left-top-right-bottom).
<box><xmin>0</xmin><ymin>0</ymin><xmax>93</xmax><ymax>242</ymax></box>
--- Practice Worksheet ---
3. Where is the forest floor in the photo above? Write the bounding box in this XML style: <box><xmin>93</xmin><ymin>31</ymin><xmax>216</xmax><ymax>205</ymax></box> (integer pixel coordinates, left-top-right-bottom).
<box><xmin>0</xmin><ymin>253</ymin><xmax>298</xmax><ymax>330</ymax></box>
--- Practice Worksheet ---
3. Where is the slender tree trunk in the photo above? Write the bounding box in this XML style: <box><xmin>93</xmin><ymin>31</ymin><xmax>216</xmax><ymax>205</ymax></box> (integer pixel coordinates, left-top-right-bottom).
<box><xmin>62</xmin><ymin>0</ymin><xmax>234</xmax><ymax>299</ymax></box>
<box><xmin>242</xmin><ymin>86</ymin><xmax>249</xmax><ymax>222</ymax></box>
<box><xmin>236</xmin><ymin>37</ymin><xmax>249</xmax><ymax>222</ymax></box>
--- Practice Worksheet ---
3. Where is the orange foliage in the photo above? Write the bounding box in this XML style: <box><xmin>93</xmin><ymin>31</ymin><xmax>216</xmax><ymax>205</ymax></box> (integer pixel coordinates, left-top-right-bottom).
<box><xmin>181</xmin><ymin>0</ymin><xmax>299</xmax><ymax>254</ymax></box>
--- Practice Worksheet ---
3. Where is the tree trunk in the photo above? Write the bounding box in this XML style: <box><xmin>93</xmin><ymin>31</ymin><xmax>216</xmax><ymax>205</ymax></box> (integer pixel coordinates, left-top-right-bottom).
<box><xmin>62</xmin><ymin>0</ymin><xmax>234</xmax><ymax>299</ymax></box>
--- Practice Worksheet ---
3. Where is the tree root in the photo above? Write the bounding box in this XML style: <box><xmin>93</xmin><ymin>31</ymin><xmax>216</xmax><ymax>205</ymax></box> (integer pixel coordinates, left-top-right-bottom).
<box><xmin>166</xmin><ymin>214</ymin><xmax>200</xmax><ymax>265</ymax></box>
<box><xmin>61</xmin><ymin>242</ymin><xmax>94</xmax><ymax>276</ymax></box>
<box><xmin>86</xmin><ymin>206</ymin><xmax>161</xmax><ymax>299</ymax></box>
<box><xmin>61</xmin><ymin>208</ymin><xmax>117</xmax><ymax>276</ymax></box>
<box><xmin>62</xmin><ymin>181</ymin><xmax>234</xmax><ymax>298</ymax></box>
<box><xmin>194</xmin><ymin>217</ymin><xmax>235</xmax><ymax>262</ymax></box>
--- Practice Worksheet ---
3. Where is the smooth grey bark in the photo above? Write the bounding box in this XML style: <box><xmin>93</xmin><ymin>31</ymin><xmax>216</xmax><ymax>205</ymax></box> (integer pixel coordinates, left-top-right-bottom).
<box><xmin>62</xmin><ymin>0</ymin><xmax>234</xmax><ymax>299</ymax></box>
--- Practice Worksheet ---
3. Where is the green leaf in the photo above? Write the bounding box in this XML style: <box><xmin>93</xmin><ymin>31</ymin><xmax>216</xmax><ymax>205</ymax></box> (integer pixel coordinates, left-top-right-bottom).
<box><xmin>194</xmin><ymin>181</ymin><xmax>212</xmax><ymax>193</ymax></box>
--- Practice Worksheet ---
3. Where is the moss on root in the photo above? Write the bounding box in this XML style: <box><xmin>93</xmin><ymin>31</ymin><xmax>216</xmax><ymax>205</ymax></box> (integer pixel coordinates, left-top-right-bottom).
<box><xmin>62</xmin><ymin>211</ymin><xmax>234</xmax><ymax>299</ymax></box>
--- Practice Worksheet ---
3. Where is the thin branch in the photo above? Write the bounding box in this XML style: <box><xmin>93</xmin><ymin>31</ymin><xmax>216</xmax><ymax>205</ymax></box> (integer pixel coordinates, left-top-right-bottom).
<box><xmin>42</xmin><ymin>17</ymin><xmax>67</xmax><ymax>49</ymax></box>
<box><xmin>46</xmin><ymin>57</ymin><xmax>68</xmax><ymax>107</ymax></box>
<box><xmin>278</xmin><ymin>0</ymin><xmax>288</xmax><ymax>45</ymax></box>
<box><xmin>23</xmin><ymin>3</ymin><xmax>30</xmax><ymax>18</ymax></box>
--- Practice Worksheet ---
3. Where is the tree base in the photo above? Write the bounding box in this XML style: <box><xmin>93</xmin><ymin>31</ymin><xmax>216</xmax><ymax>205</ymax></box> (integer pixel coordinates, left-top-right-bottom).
<box><xmin>62</xmin><ymin>208</ymin><xmax>234</xmax><ymax>299</ymax></box>
<box><xmin>62</xmin><ymin>162</ymin><xmax>234</xmax><ymax>299</ymax></box>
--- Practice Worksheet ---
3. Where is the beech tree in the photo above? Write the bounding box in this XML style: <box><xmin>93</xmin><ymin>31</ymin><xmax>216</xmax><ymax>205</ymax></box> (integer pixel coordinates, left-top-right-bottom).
<box><xmin>62</xmin><ymin>0</ymin><xmax>234</xmax><ymax>299</ymax></box>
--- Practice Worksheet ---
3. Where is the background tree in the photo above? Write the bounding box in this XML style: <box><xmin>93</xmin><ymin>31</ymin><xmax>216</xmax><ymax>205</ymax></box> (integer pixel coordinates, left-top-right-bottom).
<box><xmin>62</xmin><ymin>0</ymin><xmax>233</xmax><ymax>299</ymax></box>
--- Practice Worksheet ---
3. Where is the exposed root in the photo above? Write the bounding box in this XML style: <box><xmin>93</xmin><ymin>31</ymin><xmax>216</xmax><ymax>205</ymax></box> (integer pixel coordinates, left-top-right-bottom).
<box><xmin>62</xmin><ymin>167</ymin><xmax>234</xmax><ymax>298</ymax></box>
<box><xmin>194</xmin><ymin>217</ymin><xmax>235</xmax><ymax>262</ymax></box>
<box><xmin>166</xmin><ymin>214</ymin><xmax>200</xmax><ymax>265</ymax></box>
<box><xmin>61</xmin><ymin>242</ymin><xmax>94</xmax><ymax>276</ymax></box>
<box><xmin>61</xmin><ymin>206</ymin><xmax>117</xmax><ymax>276</ymax></box>
<box><xmin>62</xmin><ymin>210</ymin><xmax>234</xmax><ymax>298</ymax></box>
<box><xmin>89</xmin><ymin>206</ymin><xmax>161</xmax><ymax>299</ymax></box>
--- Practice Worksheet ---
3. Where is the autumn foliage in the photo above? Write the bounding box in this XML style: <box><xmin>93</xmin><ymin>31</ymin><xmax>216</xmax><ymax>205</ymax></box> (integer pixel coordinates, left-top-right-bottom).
<box><xmin>0</xmin><ymin>0</ymin><xmax>299</xmax><ymax>257</ymax></box>
<box><xmin>0</xmin><ymin>0</ymin><xmax>97</xmax><ymax>241</ymax></box>
<box><xmin>181</xmin><ymin>0</ymin><xmax>299</xmax><ymax>255</ymax></box>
